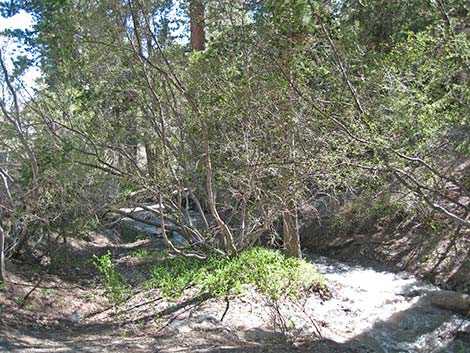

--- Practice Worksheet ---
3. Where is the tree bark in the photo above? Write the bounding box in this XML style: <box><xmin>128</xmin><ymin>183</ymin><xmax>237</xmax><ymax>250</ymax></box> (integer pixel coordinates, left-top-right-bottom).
<box><xmin>0</xmin><ymin>50</ymin><xmax>40</xmax><ymax>202</ymax></box>
<box><xmin>204</xmin><ymin>139</ymin><xmax>237</xmax><ymax>257</ymax></box>
<box><xmin>282</xmin><ymin>208</ymin><xmax>301</xmax><ymax>258</ymax></box>
<box><xmin>190</xmin><ymin>0</ymin><xmax>206</xmax><ymax>51</ymax></box>
<box><xmin>157</xmin><ymin>194</ymin><xmax>205</xmax><ymax>260</ymax></box>
<box><xmin>144</xmin><ymin>143</ymin><xmax>158</xmax><ymax>178</ymax></box>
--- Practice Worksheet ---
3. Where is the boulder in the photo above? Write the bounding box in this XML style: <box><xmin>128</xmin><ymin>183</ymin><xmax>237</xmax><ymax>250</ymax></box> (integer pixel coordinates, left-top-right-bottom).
<box><xmin>429</xmin><ymin>290</ymin><xmax>470</xmax><ymax>316</ymax></box>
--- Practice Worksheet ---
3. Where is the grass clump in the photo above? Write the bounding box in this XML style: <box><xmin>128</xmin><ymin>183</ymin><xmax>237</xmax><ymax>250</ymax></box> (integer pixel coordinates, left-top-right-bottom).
<box><xmin>147</xmin><ymin>247</ymin><xmax>326</xmax><ymax>300</ymax></box>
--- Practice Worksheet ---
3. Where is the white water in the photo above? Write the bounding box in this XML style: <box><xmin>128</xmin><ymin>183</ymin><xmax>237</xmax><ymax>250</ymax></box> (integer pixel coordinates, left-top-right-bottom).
<box><xmin>306</xmin><ymin>255</ymin><xmax>470</xmax><ymax>353</ymax></box>
<box><xmin>113</xmin><ymin>211</ymin><xmax>470</xmax><ymax>352</ymax></box>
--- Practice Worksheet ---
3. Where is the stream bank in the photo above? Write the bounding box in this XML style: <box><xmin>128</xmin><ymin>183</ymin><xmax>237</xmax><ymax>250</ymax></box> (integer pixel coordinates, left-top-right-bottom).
<box><xmin>0</xmin><ymin>231</ymin><xmax>469</xmax><ymax>352</ymax></box>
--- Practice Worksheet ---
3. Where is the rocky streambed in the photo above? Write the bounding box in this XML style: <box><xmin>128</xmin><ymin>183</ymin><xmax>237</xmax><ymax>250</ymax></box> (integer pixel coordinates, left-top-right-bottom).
<box><xmin>130</xmin><ymin>252</ymin><xmax>470</xmax><ymax>352</ymax></box>
<box><xmin>2</xmin><ymin>216</ymin><xmax>469</xmax><ymax>353</ymax></box>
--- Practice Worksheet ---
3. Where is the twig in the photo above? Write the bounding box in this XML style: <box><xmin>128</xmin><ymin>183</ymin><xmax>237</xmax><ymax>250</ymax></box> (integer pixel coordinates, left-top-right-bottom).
<box><xmin>220</xmin><ymin>295</ymin><xmax>230</xmax><ymax>322</ymax></box>
<box><xmin>20</xmin><ymin>277</ymin><xmax>43</xmax><ymax>308</ymax></box>
<box><xmin>158</xmin><ymin>194</ymin><xmax>206</xmax><ymax>260</ymax></box>
<box><xmin>85</xmin><ymin>294</ymin><xmax>163</xmax><ymax>319</ymax></box>
<box><xmin>121</xmin><ymin>295</ymin><xmax>164</xmax><ymax>315</ymax></box>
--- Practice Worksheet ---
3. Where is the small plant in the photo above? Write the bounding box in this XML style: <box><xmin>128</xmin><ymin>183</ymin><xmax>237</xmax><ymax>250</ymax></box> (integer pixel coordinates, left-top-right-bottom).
<box><xmin>267</xmin><ymin>300</ymin><xmax>299</xmax><ymax>342</ymax></box>
<box><xmin>129</xmin><ymin>249</ymin><xmax>149</xmax><ymax>258</ymax></box>
<box><xmin>82</xmin><ymin>233</ymin><xmax>93</xmax><ymax>242</ymax></box>
<box><xmin>151</xmin><ymin>249</ymin><xmax>169</xmax><ymax>260</ymax></box>
<box><xmin>93</xmin><ymin>251</ymin><xmax>128</xmax><ymax>305</ymax></box>
<box><xmin>457</xmin><ymin>340</ymin><xmax>466</xmax><ymax>353</ymax></box>
<box><xmin>41</xmin><ymin>288</ymin><xmax>54</xmax><ymax>297</ymax></box>
<box><xmin>426</xmin><ymin>219</ymin><xmax>445</xmax><ymax>237</ymax></box>
<box><xmin>84</xmin><ymin>216</ymin><xmax>104</xmax><ymax>232</ymax></box>
<box><xmin>85</xmin><ymin>292</ymin><xmax>95</xmax><ymax>302</ymax></box>
<box><xmin>15</xmin><ymin>297</ymin><xmax>33</xmax><ymax>310</ymax></box>
<box><xmin>147</xmin><ymin>247</ymin><xmax>327</xmax><ymax>300</ymax></box>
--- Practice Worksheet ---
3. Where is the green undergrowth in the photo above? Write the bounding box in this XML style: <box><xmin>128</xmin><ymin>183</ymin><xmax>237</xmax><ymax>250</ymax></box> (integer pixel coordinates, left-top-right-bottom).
<box><xmin>146</xmin><ymin>247</ymin><xmax>327</xmax><ymax>300</ymax></box>
<box><xmin>93</xmin><ymin>251</ymin><xmax>128</xmax><ymax>305</ymax></box>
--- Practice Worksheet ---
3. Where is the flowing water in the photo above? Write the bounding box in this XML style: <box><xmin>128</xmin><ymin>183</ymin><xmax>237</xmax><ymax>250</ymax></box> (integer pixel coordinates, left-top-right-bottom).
<box><xmin>111</xmin><ymin>210</ymin><xmax>470</xmax><ymax>352</ymax></box>
<box><xmin>305</xmin><ymin>254</ymin><xmax>470</xmax><ymax>353</ymax></box>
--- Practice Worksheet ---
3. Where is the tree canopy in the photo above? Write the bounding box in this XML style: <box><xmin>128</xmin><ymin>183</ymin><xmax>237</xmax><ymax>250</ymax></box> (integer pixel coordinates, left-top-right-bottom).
<box><xmin>0</xmin><ymin>0</ymin><xmax>469</xmax><ymax>265</ymax></box>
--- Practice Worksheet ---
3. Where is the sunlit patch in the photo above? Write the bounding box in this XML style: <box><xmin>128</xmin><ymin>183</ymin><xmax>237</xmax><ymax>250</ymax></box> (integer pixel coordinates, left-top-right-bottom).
<box><xmin>306</xmin><ymin>255</ymin><xmax>470</xmax><ymax>350</ymax></box>
<box><xmin>1</xmin><ymin>10</ymin><xmax>40</xmax><ymax>93</ymax></box>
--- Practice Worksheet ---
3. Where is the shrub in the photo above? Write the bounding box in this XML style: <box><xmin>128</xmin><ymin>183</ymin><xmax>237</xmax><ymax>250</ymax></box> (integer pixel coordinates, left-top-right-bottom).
<box><xmin>147</xmin><ymin>247</ymin><xmax>326</xmax><ymax>300</ymax></box>
<box><xmin>93</xmin><ymin>251</ymin><xmax>128</xmax><ymax>305</ymax></box>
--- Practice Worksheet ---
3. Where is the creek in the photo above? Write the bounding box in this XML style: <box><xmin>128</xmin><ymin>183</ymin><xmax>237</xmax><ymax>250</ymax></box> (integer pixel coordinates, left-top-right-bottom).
<box><xmin>304</xmin><ymin>254</ymin><xmax>470</xmax><ymax>353</ymax></box>
<box><xmin>112</xmin><ymin>208</ymin><xmax>470</xmax><ymax>352</ymax></box>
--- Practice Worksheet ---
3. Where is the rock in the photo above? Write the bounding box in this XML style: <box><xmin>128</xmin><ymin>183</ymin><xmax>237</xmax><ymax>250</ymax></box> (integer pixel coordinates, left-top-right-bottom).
<box><xmin>456</xmin><ymin>328</ymin><xmax>470</xmax><ymax>341</ymax></box>
<box><xmin>429</xmin><ymin>290</ymin><xmax>470</xmax><ymax>316</ymax></box>
<box><xmin>171</xmin><ymin>232</ymin><xmax>188</xmax><ymax>246</ymax></box>
<box><xmin>165</xmin><ymin>319</ymin><xmax>192</xmax><ymax>334</ymax></box>
<box><xmin>398</xmin><ymin>289</ymin><xmax>421</xmax><ymax>298</ymax></box>
<box><xmin>243</xmin><ymin>328</ymin><xmax>286</xmax><ymax>343</ymax></box>
<box><xmin>68</xmin><ymin>311</ymin><xmax>81</xmax><ymax>324</ymax></box>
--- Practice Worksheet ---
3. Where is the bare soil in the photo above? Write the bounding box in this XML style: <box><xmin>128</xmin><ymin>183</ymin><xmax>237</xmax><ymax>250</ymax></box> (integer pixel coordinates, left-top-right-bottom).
<box><xmin>0</xmin><ymin>232</ymin><xmax>349</xmax><ymax>353</ymax></box>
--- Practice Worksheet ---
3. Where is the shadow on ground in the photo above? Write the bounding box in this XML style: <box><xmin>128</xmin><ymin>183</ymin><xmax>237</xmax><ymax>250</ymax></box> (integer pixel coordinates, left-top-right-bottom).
<box><xmin>1</xmin><ymin>231</ymin><xmax>469</xmax><ymax>353</ymax></box>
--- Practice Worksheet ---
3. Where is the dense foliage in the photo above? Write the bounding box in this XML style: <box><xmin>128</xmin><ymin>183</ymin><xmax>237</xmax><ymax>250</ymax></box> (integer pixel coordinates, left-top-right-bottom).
<box><xmin>146</xmin><ymin>247</ymin><xmax>326</xmax><ymax>300</ymax></box>
<box><xmin>0</xmin><ymin>0</ymin><xmax>469</xmax><ymax>267</ymax></box>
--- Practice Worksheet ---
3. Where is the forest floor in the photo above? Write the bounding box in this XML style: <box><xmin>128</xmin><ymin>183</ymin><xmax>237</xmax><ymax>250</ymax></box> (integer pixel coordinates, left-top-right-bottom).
<box><xmin>0</xmin><ymin>230</ymin><xmax>469</xmax><ymax>353</ymax></box>
<box><xmin>0</xmin><ymin>232</ymin><xmax>342</xmax><ymax>353</ymax></box>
